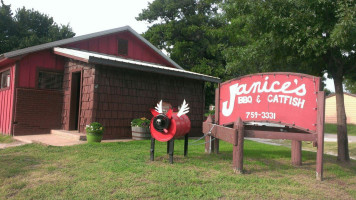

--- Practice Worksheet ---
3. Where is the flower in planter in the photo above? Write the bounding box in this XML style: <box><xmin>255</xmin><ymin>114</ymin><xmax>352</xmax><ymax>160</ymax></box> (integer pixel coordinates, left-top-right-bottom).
<box><xmin>86</xmin><ymin>122</ymin><xmax>104</xmax><ymax>143</ymax></box>
<box><xmin>131</xmin><ymin>117</ymin><xmax>151</xmax><ymax>140</ymax></box>
<box><xmin>131</xmin><ymin>117</ymin><xmax>150</xmax><ymax>128</ymax></box>
<box><xmin>85</xmin><ymin>122</ymin><xmax>104</xmax><ymax>135</ymax></box>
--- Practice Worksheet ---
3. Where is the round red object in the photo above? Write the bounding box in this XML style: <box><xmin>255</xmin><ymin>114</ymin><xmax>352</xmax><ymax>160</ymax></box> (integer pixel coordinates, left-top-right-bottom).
<box><xmin>150</xmin><ymin>113</ymin><xmax>191</xmax><ymax>142</ymax></box>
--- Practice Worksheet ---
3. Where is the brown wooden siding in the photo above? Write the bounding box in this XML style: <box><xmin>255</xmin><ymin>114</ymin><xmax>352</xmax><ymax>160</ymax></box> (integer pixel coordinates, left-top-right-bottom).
<box><xmin>61</xmin><ymin>60</ymin><xmax>96</xmax><ymax>133</ymax></box>
<box><xmin>12</xmin><ymin>88</ymin><xmax>63</xmax><ymax>135</ymax></box>
<box><xmin>93</xmin><ymin>65</ymin><xmax>205</xmax><ymax>139</ymax></box>
<box><xmin>61</xmin><ymin>60</ymin><xmax>205</xmax><ymax>139</ymax></box>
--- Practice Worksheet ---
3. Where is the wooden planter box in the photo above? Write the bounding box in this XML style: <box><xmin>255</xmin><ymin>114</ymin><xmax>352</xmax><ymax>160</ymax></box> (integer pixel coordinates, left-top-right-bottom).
<box><xmin>131</xmin><ymin>126</ymin><xmax>151</xmax><ymax>140</ymax></box>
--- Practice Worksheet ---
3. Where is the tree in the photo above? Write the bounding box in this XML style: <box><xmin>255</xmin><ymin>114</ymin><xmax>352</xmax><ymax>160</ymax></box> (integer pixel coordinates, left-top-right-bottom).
<box><xmin>136</xmin><ymin>0</ymin><xmax>228</xmax><ymax>106</ymax></box>
<box><xmin>344</xmin><ymin>78</ymin><xmax>356</xmax><ymax>94</ymax></box>
<box><xmin>0</xmin><ymin>1</ymin><xmax>75</xmax><ymax>54</ymax></box>
<box><xmin>223</xmin><ymin>0</ymin><xmax>356</xmax><ymax>162</ymax></box>
<box><xmin>324</xmin><ymin>88</ymin><xmax>333</xmax><ymax>97</ymax></box>
<box><xmin>0</xmin><ymin>0</ymin><xmax>16</xmax><ymax>53</ymax></box>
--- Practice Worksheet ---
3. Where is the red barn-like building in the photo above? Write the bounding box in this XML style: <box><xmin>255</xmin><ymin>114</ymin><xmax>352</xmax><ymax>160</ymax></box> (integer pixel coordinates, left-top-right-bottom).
<box><xmin>0</xmin><ymin>26</ymin><xmax>219</xmax><ymax>139</ymax></box>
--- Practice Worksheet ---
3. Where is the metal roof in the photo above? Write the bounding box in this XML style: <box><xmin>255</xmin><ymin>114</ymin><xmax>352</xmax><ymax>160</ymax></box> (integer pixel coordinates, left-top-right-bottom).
<box><xmin>0</xmin><ymin>26</ymin><xmax>183</xmax><ymax>70</ymax></box>
<box><xmin>53</xmin><ymin>47</ymin><xmax>220</xmax><ymax>83</ymax></box>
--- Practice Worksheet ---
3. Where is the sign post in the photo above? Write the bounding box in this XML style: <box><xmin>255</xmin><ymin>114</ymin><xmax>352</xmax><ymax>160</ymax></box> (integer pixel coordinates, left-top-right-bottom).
<box><xmin>203</xmin><ymin>72</ymin><xmax>325</xmax><ymax>180</ymax></box>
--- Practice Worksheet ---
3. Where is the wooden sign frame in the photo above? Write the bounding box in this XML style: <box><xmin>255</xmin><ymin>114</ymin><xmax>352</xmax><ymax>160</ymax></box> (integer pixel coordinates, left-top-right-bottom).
<box><xmin>202</xmin><ymin>72</ymin><xmax>325</xmax><ymax>181</ymax></box>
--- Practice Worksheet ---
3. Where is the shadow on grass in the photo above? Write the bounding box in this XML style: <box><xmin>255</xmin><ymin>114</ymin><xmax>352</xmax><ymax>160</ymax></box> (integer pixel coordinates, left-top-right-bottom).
<box><xmin>0</xmin><ymin>154</ymin><xmax>40</xmax><ymax>179</ymax></box>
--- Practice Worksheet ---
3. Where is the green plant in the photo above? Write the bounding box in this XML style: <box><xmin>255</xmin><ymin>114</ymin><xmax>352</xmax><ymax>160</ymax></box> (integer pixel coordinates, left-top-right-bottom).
<box><xmin>204</xmin><ymin>109</ymin><xmax>215</xmax><ymax>117</ymax></box>
<box><xmin>85</xmin><ymin>122</ymin><xmax>104</xmax><ymax>135</ymax></box>
<box><xmin>131</xmin><ymin>117</ymin><xmax>150</xmax><ymax>128</ymax></box>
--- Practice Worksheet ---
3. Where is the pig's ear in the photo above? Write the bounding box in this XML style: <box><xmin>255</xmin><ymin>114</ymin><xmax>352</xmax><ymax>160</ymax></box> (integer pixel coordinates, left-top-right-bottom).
<box><xmin>151</xmin><ymin>108</ymin><xmax>159</xmax><ymax>117</ymax></box>
<box><xmin>166</xmin><ymin>109</ymin><xmax>173</xmax><ymax>119</ymax></box>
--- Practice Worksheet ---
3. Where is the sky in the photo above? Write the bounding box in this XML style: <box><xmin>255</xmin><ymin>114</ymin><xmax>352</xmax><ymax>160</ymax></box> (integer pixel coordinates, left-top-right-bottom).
<box><xmin>8</xmin><ymin>0</ymin><xmax>153</xmax><ymax>35</ymax></box>
<box><xmin>324</xmin><ymin>74</ymin><xmax>335</xmax><ymax>92</ymax></box>
<box><xmin>6</xmin><ymin>0</ymin><xmax>336</xmax><ymax>91</ymax></box>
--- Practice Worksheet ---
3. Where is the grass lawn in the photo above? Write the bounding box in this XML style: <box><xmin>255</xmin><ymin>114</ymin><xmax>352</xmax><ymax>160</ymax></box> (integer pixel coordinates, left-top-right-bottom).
<box><xmin>1</xmin><ymin>140</ymin><xmax>356</xmax><ymax>199</ymax></box>
<box><xmin>304</xmin><ymin>142</ymin><xmax>356</xmax><ymax>158</ymax></box>
<box><xmin>0</xmin><ymin>135</ymin><xmax>14</xmax><ymax>143</ymax></box>
<box><xmin>325</xmin><ymin>123</ymin><xmax>356</xmax><ymax>136</ymax></box>
<box><xmin>269</xmin><ymin>139</ymin><xmax>356</xmax><ymax>159</ymax></box>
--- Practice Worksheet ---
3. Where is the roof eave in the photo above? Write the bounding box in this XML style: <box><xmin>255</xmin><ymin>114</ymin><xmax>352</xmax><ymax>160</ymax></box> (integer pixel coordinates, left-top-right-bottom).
<box><xmin>88</xmin><ymin>56</ymin><xmax>220</xmax><ymax>83</ymax></box>
<box><xmin>53</xmin><ymin>48</ymin><xmax>89</xmax><ymax>63</ymax></box>
<box><xmin>0</xmin><ymin>57</ymin><xmax>16</xmax><ymax>67</ymax></box>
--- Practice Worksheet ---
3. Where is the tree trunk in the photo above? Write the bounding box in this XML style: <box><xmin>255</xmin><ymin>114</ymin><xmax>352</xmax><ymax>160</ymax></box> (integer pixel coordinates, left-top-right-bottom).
<box><xmin>333</xmin><ymin>70</ymin><xmax>350</xmax><ymax>162</ymax></box>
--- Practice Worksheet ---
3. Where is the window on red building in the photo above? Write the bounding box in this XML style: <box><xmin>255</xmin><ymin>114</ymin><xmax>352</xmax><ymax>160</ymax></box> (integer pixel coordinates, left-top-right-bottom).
<box><xmin>118</xmin><ymin>38</ymin><xmax>128</xmax><ymax>56</ymax></box>
<box><xmin>0</xmin><ymin>70</ymin><xmax>10</xmax><ymax>89</ymax></box>
<box><xmin>38</xmin><ymin>71</ymin><xmax>63</xmax><ymax>90</ymax></box>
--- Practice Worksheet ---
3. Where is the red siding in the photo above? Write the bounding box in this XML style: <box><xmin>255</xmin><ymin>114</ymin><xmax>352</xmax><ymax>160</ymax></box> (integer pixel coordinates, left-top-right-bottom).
<box><xmin>18</xmin><ymin>50</ymin><xmax>65</xmax><ymax>88</ymax></box>
<box><xmin>65</xmin><ymin>31</ymin><xmax>175</xmax><ymax>68</ymax></box>
<box><xmin>0</xmin><ymin>64</ymin><xmax>15</xmax><ymax>135</ymax></box>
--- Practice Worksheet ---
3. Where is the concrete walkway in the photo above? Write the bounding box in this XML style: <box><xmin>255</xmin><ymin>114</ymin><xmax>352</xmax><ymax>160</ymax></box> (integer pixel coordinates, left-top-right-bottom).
<box><xmin>13</xmin><ymin>134</ymin><xmax>87</xmax><ymax>147</ymax></box>
<box><xmin>324</xmin><ymin>133</ymin><xmax>356</xmax><ymax>142</ymax></box>
<box><xmin>0</xmin><ymin>134</ymin><xmax>133</xmax><ymax>149</ymax></box>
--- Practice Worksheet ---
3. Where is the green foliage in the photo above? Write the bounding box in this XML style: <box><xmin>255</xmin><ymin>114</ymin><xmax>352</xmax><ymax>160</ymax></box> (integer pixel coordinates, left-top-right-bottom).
<box><xmin>85</xmin><ymin>122</ymin><xmax>104</xmax><ymax>135</ymax></box>
<box><xmin>0</xmin><ymin>0</ymin><xmax>16</xmax><ymax>54</ymax></box>
<box><xmin>131</xmin><ymin>117</ymin><xmax>150</xmax><ymax>128</ymax></box>
<box><xmin>344</xmin><ymin>78</ymin><xmax>356</xmax><ymax>94</ymax></box>
<box><xmin>137</xmin><ymin>0</ymin><xmax>229</xmax><ymax>106</ymax></box>
<box><xmin>224</xmin><ymin>0</ymin><xmax>355</xmax><ymax>78</ymax></box>
<box><xmin>0</xmin><ymin>1</ymin><xmax>75</xmax><ymax>54</ymax></box>
<box><xmin>223</xmin><ymin>0</ymin><xmax>353</xmax><ymax>77</ymax></box>
<box><xmin>324</xmin><ymin>88</ymin><xmax>333</xmax><ymax>96</ymax></box>
<box><xmin>204</xmin><ymin>109</ymin><xmax>215</xmax><ymax>117</ymax></box>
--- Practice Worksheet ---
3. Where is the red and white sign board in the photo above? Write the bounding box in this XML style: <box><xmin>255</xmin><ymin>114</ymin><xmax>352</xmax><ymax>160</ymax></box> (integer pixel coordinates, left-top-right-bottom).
<box><xmin>219</xmin><ymin>73</ymin><xmax>320</xmax><ymax>132</ymax></box>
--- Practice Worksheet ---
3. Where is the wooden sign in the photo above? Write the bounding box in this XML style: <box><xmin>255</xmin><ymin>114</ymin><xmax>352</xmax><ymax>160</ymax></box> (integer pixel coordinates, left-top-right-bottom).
<box><xmin>219</xmin><ymin>73</ymin><xmax>320</xmax><ymax>132</ymax></box>
<box><xmin>203</xmin><ymin>72</ymin><xmax>325</xmax><ymax>181</ymax></box>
